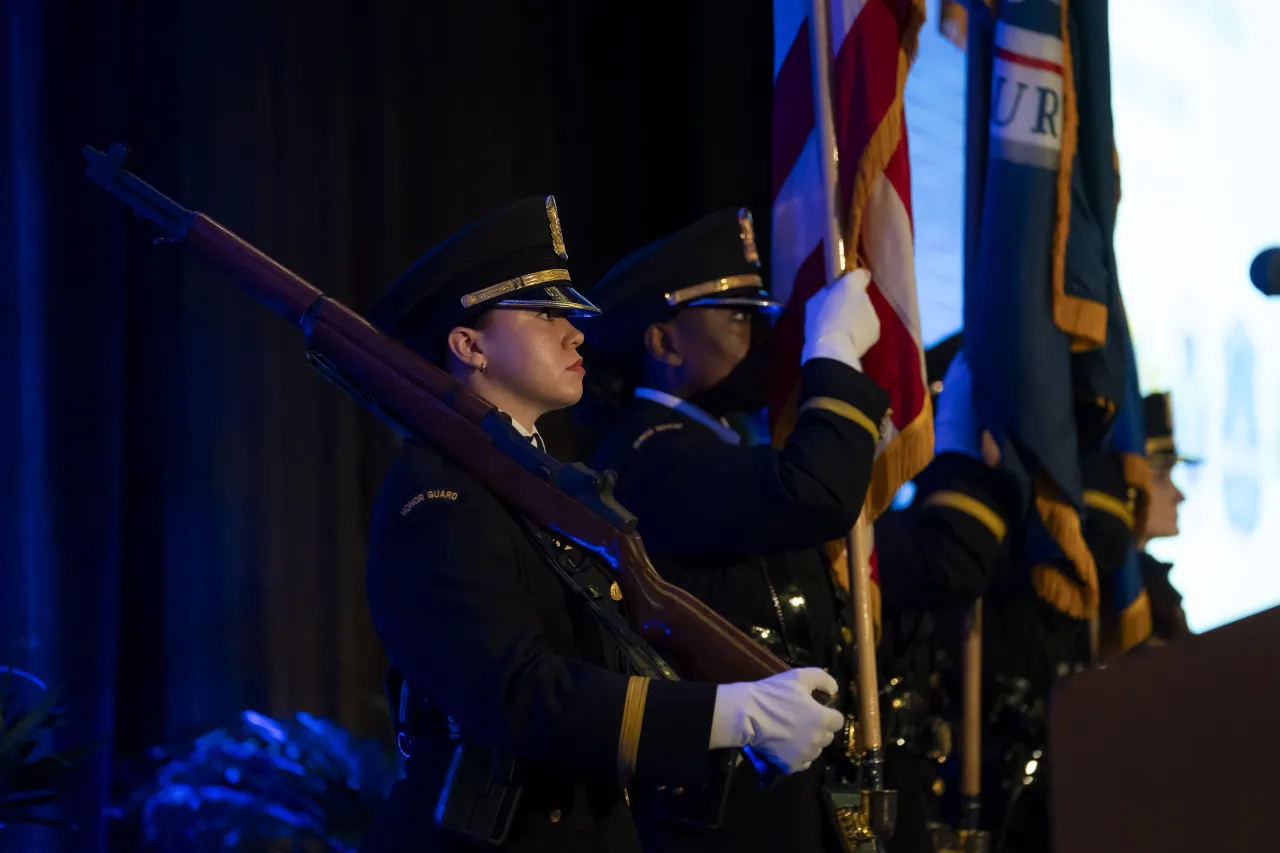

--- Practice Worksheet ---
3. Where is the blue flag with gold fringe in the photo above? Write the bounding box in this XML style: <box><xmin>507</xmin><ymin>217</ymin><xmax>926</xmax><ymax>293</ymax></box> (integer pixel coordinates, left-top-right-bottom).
<box><xmin>1097</xmin><ymin>313</ymin><xmax>1154</xmax><ymax>651</ymax></box>
<box><xmin>963</xmin><ymin>0</ymin><xmax>1128</xmax><ymax>620</ymax></box>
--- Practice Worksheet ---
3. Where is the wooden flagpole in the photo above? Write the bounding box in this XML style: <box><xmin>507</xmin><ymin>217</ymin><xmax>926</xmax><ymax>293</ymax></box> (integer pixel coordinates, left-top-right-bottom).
<box><xmin>808</xmin><ymin>0</ymin><xmax>894</xmax><ymax>841</ymax></box>
<box><xmin>959</xmin><ymin>599</ymin><xmax>992</xmax><ymax>852</ymax></box>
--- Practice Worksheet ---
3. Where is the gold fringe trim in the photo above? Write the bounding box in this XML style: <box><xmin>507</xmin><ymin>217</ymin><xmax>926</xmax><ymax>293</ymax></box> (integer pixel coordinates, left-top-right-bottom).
<box><xmin>1031</xmin><ymin>563</ymin><xmax>1090</xmax><ymax>621</ymax></box>
<box><xmin>1098</xmin><ymin>588</ymin><xmax>1153</xmax><ymax>661</ymax></box>
<box><xmin>1051</xmin><ymin>0</ymin><xmax>1107</xmax><ymax>352</ymax></box>
<box><xmin>825</xmin><ymin>540</ymin><xmax>883</xmax><ymax>646</ymax></box>
<box><xmin>1119</xmin><ymin>589</ymin><xmax>1153</xmax><ymax>651</ymax></box>
<box><xmin>903</xmin><ymin>0</ymin><xmax>928</xmax><ymax>66</ymax></box>
<box><xmin>942</xmin><ymin>0</ymin><xmax>995</xmax><ymax>52</ymax></box>
<box><xmin>866</xmin><ymin>396</ymin><xmax>935</xmax><ymax>521</ymax></box>
<box><xmin>774</xmin><ymin>382</ymin><xmax>934</xmax><ymax>522</ymax></box>
<box><xmin>845</xmin><ymin>48</ymin><xmax>908</xmax><ymax>262</ymax></box>
<box><xmin>1122</xmin><ymin>452</ymin><xmax>1152</xmax><ymax>543</ymax></box>
<box><xmin>845</xmin><ymin>12</ymin><xmax>924</xmax><ymax>264</ymax></box>
<box><xmin>1031</xmin><ymin>471</ymin><xmax>1100</xmax><ymax>618</ymax></box>
<box><xmin>839</xmin><ymin>0</ymin><xmax>932</xmax><ymax>520</ymax></box>
<box><xmin>939</xmin><ymin>0</ymin><xmax>968</xmax><ymax>50</ymax></box>
<box><xmin>795</xmin><ymin>1</ymin><xmax>927</xmax><ymax>647</ymax></box>
<box><xmin>826</xmin><ymin>538</ymin><xmax>848</xmax><ymax>591</ymax></box>
<box><xmin>845</xmin><ymin>0</ymin><xmax>926</xmax><ymax>260</ymax></box>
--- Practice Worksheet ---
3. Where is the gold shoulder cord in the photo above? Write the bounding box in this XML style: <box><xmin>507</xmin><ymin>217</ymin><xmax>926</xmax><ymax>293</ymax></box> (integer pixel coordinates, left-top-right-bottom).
<box><xmin>923</xmin><ymin>491</ymin><xmax>1008</xmax><ymax>542</ymax></box>
<box><xmin>798</xmin><ymin>396</ymin><xmax>881</xmax><ymax>441</ymax></box>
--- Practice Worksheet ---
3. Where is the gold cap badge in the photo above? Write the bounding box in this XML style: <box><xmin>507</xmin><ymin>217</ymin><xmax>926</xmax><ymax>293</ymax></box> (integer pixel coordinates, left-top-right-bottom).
<box><xmin>546</xmin><ymin>196</ymin><xmax>567</xmax><ymax>260</ymax></box>
<box><xmin>738</xmin><ymin>207</ymin><xmax>760</xmax><ymax>267</ymax></box>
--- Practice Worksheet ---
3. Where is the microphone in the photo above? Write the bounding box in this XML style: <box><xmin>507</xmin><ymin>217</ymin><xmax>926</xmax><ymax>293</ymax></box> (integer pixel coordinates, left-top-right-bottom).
<box><xmin>1250</xmin><ymin>248</ymin><xmax>1280</xmax><ymax>296</ymax></box>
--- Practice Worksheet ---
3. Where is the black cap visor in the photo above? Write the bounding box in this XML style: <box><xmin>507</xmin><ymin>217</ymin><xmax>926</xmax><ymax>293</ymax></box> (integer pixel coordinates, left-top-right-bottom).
<box><xmin>495</xmin><ymin>284</ymin><xmax>600</xmax><ymax>317</ymax></box>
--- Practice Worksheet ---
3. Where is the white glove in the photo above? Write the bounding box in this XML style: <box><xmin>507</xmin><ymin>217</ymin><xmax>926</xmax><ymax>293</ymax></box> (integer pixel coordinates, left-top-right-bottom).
<box><xmin>709</xmin><ymin>668</ymin><xmax>844</xmax><ymax>774</ymax></box>
<box><xmin>932</xmin><ymin>352</ymin><xmax>981</xmax><ymax>459</ymax></box>
<box><xmin>801</xmin><ymin>268</ymin><xmax>881</xmax><ymax>372</ymax></box>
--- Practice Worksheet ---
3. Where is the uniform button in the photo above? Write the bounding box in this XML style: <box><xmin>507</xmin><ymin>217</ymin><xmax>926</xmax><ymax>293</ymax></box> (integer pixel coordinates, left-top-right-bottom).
<box><xmin>610</xmin><ymin>582</ymin><xmax>623</xmax><ymax>601</ymax></box>
<box><xmin>549</xmin><ymin>809</ymin><xmax>562</xmax><ymax>823</ymax></box>
<box><xmin>932</xmin><ymin>778</ymin><xmax>946</xmax><ymax>797</ymax></box>
<box><xmin>672</xmin><ymin>787</ymin><xmax>685</xmax><ymax>796</ymax></box>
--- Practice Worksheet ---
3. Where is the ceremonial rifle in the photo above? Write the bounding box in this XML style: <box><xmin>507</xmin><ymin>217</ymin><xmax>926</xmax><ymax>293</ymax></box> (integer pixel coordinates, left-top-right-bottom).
<box><xmin>83</xmin><ymin>142</ymin><xmax>792</xmax><ymax>687</ymax></box>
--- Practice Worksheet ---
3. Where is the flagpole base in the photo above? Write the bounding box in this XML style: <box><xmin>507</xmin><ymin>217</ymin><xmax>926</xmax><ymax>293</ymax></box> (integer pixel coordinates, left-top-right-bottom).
<box><xmin>862</xmin><ymin>786</ymin><xmax>898</xmax><ymax>840</ymax></box>
<box><xmin>957</xmin><ymin>829</ymin><xmax>992</xmax><ymax>853</ymax></box>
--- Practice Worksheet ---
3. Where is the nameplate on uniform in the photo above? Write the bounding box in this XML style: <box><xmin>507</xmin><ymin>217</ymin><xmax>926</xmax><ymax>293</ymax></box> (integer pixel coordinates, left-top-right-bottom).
<box><xmin>400</xmin><ymin>490</ymin><xmax>459</xmax><ymax>516</ymax></box>
<box><xmin>632</xmin><ymin>422</ymin><xmax>684</xmax><ymax>450</ymax></box>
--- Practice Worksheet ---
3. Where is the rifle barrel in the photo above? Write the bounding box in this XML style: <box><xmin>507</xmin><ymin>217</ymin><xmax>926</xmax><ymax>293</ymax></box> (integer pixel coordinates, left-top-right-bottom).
<box><xmin>84</xmin><ymin>142</ymin><xmax>793</xmax><ymax>687</ymax></box>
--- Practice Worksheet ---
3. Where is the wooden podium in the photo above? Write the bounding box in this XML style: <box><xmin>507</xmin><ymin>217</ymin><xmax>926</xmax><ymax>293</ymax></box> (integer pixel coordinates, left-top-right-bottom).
<box><xmin>1050</xmin><ymin>604</ymin><xmax>1280</xmax><ymax>852</ymax></box>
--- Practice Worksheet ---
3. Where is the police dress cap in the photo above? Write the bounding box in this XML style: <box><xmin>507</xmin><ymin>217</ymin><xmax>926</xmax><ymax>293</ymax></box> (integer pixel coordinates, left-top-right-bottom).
<box><xmin>368</xmin><ymin>195</ymin><xmax>598</xmax><ymax>346</ymax></box>
<box><xmin>1143</xmin><ymin>391</ymin><xmax>1198</xmax><ymax>463</ymax></box>
<box><xmin>584</xmin><ymin>207</ymin><xmax>781</xmax><ymax>357</ymax></box>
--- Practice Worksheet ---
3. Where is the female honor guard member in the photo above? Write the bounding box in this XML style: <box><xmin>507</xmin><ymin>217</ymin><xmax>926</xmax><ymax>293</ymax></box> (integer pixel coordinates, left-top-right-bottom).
<box><xmin>584</xmin><ymin>209</ymin><xmax>888</xmax><ymax>853</ymax></box>
<box><xmin>358</xmin><ymin>197</ymin><xmax>844</xmax><ymax>853</ymax></box>
<box><xmin>1138</xmin><ymin>391</ymin><xmax>1193</xmax><ymax>642</ymax></box>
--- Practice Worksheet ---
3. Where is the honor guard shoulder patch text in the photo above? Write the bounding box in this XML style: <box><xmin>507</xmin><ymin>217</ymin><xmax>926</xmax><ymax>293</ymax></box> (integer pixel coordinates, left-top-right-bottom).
<box><xmin>632</xmin><ymin>421</ymin><xmax>684</xmax><ymax>451</ymax></box>
<box><xmin>400</xmin><ymin>490</ymin><xmax>459</xmax><ymax>516</ymax></box>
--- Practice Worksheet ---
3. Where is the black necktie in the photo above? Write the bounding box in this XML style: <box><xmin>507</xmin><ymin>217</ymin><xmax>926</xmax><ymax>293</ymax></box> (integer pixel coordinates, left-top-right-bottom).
<box><xmin>530</xmin><ymin>432</ymin><xmax>545</xmax><ymax>452</ymax></box>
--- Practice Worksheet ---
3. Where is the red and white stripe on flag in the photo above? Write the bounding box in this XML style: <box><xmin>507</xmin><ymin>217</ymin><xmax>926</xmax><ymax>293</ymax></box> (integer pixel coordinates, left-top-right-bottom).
<box><xmin>769</xmin><ymin>0</ymin><xmax>931</xmax><ymax>523</ymax></box>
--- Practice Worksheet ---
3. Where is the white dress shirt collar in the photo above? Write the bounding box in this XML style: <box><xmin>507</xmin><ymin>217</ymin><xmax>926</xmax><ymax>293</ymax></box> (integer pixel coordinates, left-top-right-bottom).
<box><xmin>509</xmin><ymin>416</ymin><xmax>545</xmax><ymax>451</ymax></box>
<box><xmin>633</xmin><ymin>387</ymin><xmax>741</xmax><ymax>445</ymax></box>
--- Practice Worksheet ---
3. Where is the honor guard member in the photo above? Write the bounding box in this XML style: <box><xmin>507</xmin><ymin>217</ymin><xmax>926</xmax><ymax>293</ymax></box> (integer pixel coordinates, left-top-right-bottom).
<box><xmin>583</xmin><ymin>208</ymin><xmax>889</xmax><ymax>853</ymax></box>
<box><xmin>872</xmin><ymin>334</ymin><xmax>1020</xmax><ymax>853</ymax></box>
<box><xmin>1137</xmin><ymin>391</ymin><xmax>1194</xmax><ymax>642</ymax></box>
<box><xmin>880</xmin><ymin>336</ymin><xmax>1137</xmax><ymax>852</ymax></box>
<box><xmin>952</xmin><ymin>377</ymin><xmax>1139</xmax><ymax>852</ymax></box>
<box><xmin>975</xmin><ymin>453</ymin><xmax>1138</xmax><ymax>853</ymax></box>
<box><xmin>359</xmin><ymin>198</ymin><xmax>845</xmax><ymax>853</ymax></box>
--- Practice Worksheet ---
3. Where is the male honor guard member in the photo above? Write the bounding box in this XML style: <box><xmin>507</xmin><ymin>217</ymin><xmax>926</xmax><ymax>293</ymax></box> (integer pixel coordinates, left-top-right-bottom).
<box><xmin>873</xmin><ymin>334</ymin><xmax>1020</xmax><ymax>853</ymax></box>
<box><xmin>359</xmin><ymin>197</ymin><xmax>845</xmax><ymax>853</ymax></box>
<box><xmin>584</xmin><ymin>209</ymin><xmax>888</xmax><ymax>853</ymax></box>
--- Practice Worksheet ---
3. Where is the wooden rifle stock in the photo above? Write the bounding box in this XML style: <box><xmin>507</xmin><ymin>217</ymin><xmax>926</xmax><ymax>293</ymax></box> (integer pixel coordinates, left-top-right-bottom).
<box><xmin>84</xmin><ymin>143</ymin><xmax>786</xmax><ymax>686</ymax></box>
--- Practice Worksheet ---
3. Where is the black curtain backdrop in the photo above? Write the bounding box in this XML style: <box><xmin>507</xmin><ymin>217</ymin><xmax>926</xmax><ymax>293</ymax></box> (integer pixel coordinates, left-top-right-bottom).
<box><xmin>1</xmin><ymin>1</ymin><xmax>772</xmax><ymax>850</ymax></box>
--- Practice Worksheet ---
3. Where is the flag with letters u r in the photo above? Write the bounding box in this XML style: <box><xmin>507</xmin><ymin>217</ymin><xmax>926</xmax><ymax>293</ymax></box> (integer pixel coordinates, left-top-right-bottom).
<box><xmin>964</xmin><ymin>0</ymin><xmax>1133</xmax><ymax>621</ymax></box>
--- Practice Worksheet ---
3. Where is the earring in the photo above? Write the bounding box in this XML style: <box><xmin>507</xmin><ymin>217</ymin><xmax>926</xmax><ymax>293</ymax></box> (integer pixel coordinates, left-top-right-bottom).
<box><xmin>478</xmin><ymin>361</ymin><xmax>487</xmax><ymax>373</ymax></box>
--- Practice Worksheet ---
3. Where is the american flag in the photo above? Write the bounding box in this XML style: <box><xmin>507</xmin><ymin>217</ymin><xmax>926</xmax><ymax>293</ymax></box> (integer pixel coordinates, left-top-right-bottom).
<box><xmin>769</xmin><ymin>0</ymin><xmax>931</xmax><ymax>522</ymax></box>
